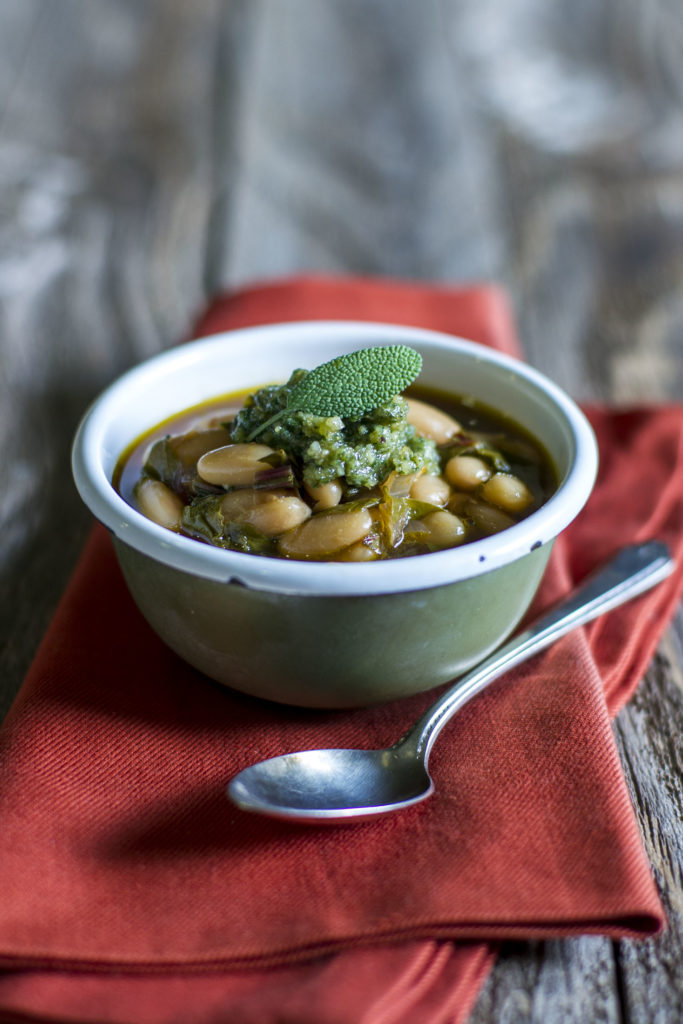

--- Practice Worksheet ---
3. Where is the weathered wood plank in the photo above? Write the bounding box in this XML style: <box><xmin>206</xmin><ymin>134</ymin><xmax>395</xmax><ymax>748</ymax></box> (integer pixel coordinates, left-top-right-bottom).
<box><xmin>613</xmin><ymin>613</ymin><xmax>683</xmax><ymax>1023</ymax></box>
<box><xmin>210</xmin><ymin>0</ymin><xmax>507</xmax><ymax>288</ymax></box>
<box><xmin>0</xmin><ymin>0</ymin><xmax>220</xmax><ymax>717</ymax></box>
<box><xmin>469</xmin><ymin>939</ymin><xmax>620</xmax><ymax>1024</ymax></box>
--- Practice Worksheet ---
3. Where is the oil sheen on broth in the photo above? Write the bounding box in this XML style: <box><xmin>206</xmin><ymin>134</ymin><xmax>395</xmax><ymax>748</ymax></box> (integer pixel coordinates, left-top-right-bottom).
<box><xmin>115</xmin><ymin>385</ymin><xmax>556</xmax><ymax>563</ymax></box>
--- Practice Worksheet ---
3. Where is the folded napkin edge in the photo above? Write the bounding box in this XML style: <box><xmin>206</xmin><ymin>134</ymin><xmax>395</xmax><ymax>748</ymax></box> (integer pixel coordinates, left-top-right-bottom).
<box><xmin>0</xmin><ymin>910</ymin><xmax>663</xmax><ymax>975</ymax></box>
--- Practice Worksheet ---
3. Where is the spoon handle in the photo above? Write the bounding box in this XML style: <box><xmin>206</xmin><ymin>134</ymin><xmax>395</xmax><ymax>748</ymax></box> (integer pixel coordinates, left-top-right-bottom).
<box><xmin>406</xmin><ymin>540</ymin><xmax>675</xmax><ymax>762</ymax></box>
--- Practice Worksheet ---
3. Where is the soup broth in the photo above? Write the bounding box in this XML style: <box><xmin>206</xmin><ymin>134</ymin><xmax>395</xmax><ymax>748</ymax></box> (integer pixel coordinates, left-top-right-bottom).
<box><xmin>115</xmin><ymin>382</ymin><xmax>556</xmax><ymax>563</ymax></box>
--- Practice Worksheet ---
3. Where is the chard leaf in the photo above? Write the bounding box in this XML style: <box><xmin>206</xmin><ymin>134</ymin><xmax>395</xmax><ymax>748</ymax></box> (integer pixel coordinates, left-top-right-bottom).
<box><xmin>377</xmin><ymin>483</ymin><xmax>441</xmax><ymax>550</ymax></box>
<box><xmin>144</xmin><ymin>437</ymin><xmax>221</xmax><ymax>501</ymax></box>
<box><xmin>224</xmin><ymin>522</ymin><xmax>277</xmax><ymax>556</ymax></box>
<box><xmin>181</xmin><ymin>494</ymin><xmax>276</xmax><ymax>555</ymax></box>
<box><xmin>144</xmin><ymin>437</ymin><xmax>182</xmax><ymax>489</ymax></box>
<box><xmin>253</xmin><ymin>463</ymin><xmax>297</xmax><ymax>490</ymax></box>
<box><xmin>181</xmin><ymin>495</ymin><xmax>228</xmax><ymax>547</ymax></box>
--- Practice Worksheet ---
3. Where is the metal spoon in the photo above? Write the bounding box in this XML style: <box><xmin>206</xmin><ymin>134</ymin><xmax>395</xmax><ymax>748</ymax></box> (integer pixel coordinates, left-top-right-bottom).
<box><xmin>227</xmin><ymin>541</ymin><xmax>674</xmax><ymax>823</ymax></box>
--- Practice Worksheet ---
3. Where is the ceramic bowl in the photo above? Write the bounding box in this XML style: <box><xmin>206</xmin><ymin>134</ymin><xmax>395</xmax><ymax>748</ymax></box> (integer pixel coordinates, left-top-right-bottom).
<box><xmin>72</xmin><ymin>321</ymin><xmax>598</xmax><ymax>707</ymax></box>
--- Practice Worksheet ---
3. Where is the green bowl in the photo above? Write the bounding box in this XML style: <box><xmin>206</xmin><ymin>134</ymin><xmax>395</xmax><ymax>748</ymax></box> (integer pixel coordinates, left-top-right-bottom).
<box><xmin>72</xmin><ymin>321</ymin><xmax>597</xmax><ymax>707</ymax></box>
<box><xmin>113</xmin><ymin>537</ymin><xmax>551</xmax><ymax>707</ymax></box>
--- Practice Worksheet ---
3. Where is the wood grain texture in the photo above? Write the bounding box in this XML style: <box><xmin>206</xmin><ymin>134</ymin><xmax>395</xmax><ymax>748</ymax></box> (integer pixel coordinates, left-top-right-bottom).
<box><xmin>0</xmin><ymin>1</ymin><xmax>681</xmax><ymax>1020</ymax></box>
<box><xmin>0</xmin><ymin>0</ymin><xmax>219</xmax><ymax>717</ymax></box>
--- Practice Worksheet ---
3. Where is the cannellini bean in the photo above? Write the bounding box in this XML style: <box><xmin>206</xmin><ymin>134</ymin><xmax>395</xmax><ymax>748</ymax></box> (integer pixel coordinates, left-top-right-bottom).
<box><xmin>221</xmin><ymin>489</ymin><xmax>311</xmax><ymax>536</ymax></box>
<box><xmin>172</xmin><ymin>428</ymin><xmax>231</xmax><ymax>466</ymax></box>
<box><xmin>197</xmin><ymin>443</ymin><xmax>275</xmax><ymax>486</ymax></box>
<box><xmin>419</xmin><ymin>510</ymin><xmax>466</xmax><ymax>548</ymax></box>
<box><xmin>463</xmin><ymin>498</ymin><xmax>515</xmax><ymax>534</ymax></box>
<box><xmin>249</xmin><ymin>497</ymin><xmax>312</xmax><ymax>536</ymax></box>
<box><xmin>410</xmin><ymin>473</ymin><xmax>450</xmax><ymax>506</ymax></box>
<box><xmin>480</xmin><ymin>473</ymin><xmax>534</xmax><ymax>513</ymax></box>
<box><xmin>337</xmin><ymin>539</ymin><xmax>379</xmax><ymax>562</ymax></box>
<box><xmin>135</xmin><ymin>478</ymin><xmax>184</xmax><ymax>531</ymax></box>
<box><xmin>304</xmin><ymin>479</ymin><xmax>343</xmax><ymax>511</ymax></box>
<box><xmin>405</xmin><ymin>398</ymin><xmax>461</xmax><ymax>443</ymax></box>
<box><xmin>445</xmin><ymin>454</ymin><xmax>491</xmax><ymax>491</ymax></box>
<box><xmin>278</xmin><ymin>508</ymin><xmax>374</xmax><ymax>558</ymax></box>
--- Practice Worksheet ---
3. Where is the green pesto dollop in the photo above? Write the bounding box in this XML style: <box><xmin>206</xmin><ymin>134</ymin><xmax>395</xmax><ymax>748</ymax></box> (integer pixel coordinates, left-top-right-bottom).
<box><xmin>230</xmin><ymin>369</ymin><xmax>439</xmax><ymax>492</ymax></box>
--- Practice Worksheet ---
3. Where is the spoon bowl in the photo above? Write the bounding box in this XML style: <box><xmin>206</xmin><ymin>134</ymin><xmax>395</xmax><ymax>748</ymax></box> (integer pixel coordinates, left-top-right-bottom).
<box><xmin>229</xmin><ymin>747</ymin><xmax>433</xmax><ymax>821</ymax></box>
<box><xmin>227</xmin><ymin>541</ymin><xmax>674</xmax><ymax>823</ymax></box>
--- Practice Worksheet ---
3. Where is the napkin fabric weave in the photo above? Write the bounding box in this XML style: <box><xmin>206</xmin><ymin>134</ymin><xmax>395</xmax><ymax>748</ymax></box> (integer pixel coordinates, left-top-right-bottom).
<box><xmin>0</xmin><ymin>275</ymin><xmax>682</xmax><ymax>1024</ymax></box>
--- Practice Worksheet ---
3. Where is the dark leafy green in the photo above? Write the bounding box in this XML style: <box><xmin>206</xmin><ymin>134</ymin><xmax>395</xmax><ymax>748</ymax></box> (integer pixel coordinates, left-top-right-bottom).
<box><xmin>377</xmin><ymin>484</ymin><xmax>441</xmax><ymax>550</ymax></box>
<box><xmin>180</xmin><ymin>495</ymin><xmax>276</xmax><ymax>555</ymax></box>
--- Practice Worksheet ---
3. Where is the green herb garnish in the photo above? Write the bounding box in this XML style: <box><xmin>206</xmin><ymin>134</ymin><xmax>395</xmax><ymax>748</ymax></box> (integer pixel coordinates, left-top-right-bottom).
<box><xmin>246</xmin><ymin>345</ymin><xmax>422</xmax><ymax>441</ymax></box>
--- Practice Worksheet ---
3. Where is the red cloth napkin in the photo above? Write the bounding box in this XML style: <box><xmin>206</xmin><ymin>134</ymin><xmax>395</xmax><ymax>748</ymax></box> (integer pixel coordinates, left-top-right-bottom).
<box><xmin>1</xmin><ymin>275</ymin><xmax>682</xmax><ymax>1024</ymax></box>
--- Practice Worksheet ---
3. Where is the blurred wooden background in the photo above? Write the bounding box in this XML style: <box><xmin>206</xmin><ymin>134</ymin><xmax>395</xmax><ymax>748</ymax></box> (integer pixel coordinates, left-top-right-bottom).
<box><xmin>0</xmin><ymin>1</ymin><xmax>682</xmax><ymax>1020</ymax></box>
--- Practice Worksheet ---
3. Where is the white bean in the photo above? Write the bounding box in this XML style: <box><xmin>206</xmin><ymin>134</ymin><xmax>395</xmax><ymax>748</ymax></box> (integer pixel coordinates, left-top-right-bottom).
<box><xmin>304</xmin><ymin>479</ymin><xmax>343</xmax><ymax>511</ymax></box>
<box><xmin>221</xmin><ymin>489</ymin><xmax>311</xmax><ymax>536</ymax></box>
<box><xmin>410</xmin><ymin>473</ymin><xmax>450</xmax><ymax>506</ymax></box>
<box><xmin>172</xmin><ymin>428</ymin><xmax>231</xmax><ymax>466</ymax></box>
<box><xmin>445</xmin><ymin>454</ymin><xmax>491</xmax><ymax>491</ymax></box>
<box><xmin>480</xmin><ymin>473</ymin><xmax>534</xmax><ymax>513</ymax></box>
<box><xmin>462</xmin><ymin>498</ymin><xmax>515</xmax><ymax>534</ymax></box>
<box><xmin>135</xmin><ymin>478</ymin><xmax>184</xmax><ymax>531</ymax></box>
<box><xmin>197</xmin><ymin>443</ymin><xmax>275</xmax><ymax>486</ymax></box>
<box><xmin>337</xmin><ymin>539</ymin><xmax>378</xmax><ymax>562</ymax></box>
<box><xmin>420</xmin><ymin>510</ymin><xmax>466</xmax><ymax>548</ymax></box>
<box><xmin>278</xmin><ymin>508</ymin><xmax>373</xmax><ymax>558</ymax></box>
<box><xmin>405</xmin><ymin>398</ymin><xmax>461</xmax><ymax>443</ymax></box>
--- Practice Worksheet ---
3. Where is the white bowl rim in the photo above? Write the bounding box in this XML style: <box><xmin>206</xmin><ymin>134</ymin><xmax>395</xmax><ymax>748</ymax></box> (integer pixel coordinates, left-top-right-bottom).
<box><xmin>72</xmin><ymin>319</ymin><xmax>598</xmax><ymax>596</ymax></box>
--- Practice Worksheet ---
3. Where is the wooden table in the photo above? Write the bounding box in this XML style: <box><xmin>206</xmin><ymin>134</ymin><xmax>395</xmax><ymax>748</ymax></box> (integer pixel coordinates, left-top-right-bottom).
<box><xmin>1</xmin><ymin>2</ymin><xmax>681</xmax><ymax>1020</ymax></box>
